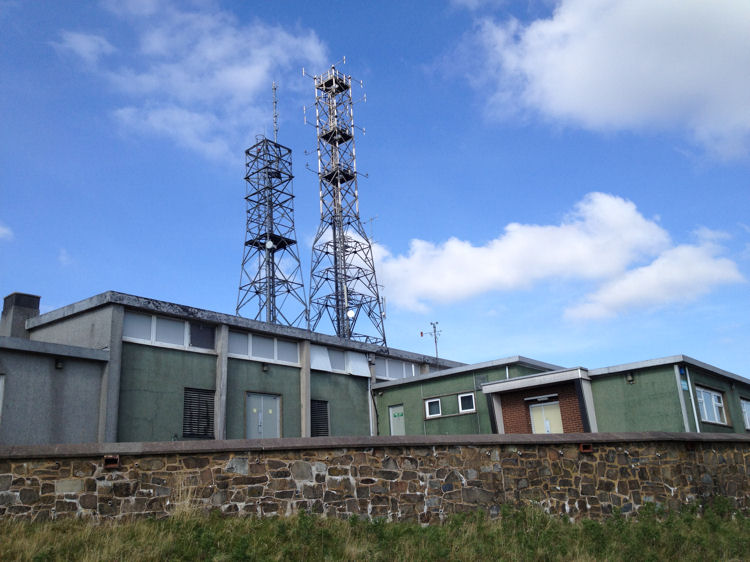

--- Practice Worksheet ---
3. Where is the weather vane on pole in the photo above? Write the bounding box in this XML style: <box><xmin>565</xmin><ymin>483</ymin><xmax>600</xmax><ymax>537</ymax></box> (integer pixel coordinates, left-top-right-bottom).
<box><xmin>421</xmin><ymin>321</ymin><xmax>441</xmax><ymax>365</ymax></box>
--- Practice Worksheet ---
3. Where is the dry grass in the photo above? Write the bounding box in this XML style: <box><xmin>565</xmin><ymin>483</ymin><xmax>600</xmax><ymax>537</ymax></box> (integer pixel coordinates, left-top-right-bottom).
<box><xmin>0</xmin><ymin>500</ymin><xmax>748</xmax><ymax>561</ymax></box>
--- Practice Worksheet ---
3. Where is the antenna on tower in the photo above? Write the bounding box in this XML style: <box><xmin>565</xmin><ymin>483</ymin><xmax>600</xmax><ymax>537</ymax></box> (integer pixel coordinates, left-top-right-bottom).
<box><xmin>272</xmin><ymin>81</ymin><xmax>279</xmax><ymax>143</ymax></box>
<box><xmin>236</xmin><ymin>83</ymin><xmax>308</xmax><ymax>327</ymax></box>
<box><xmin>306</xmin><ymin>61</ymin><xmax>387</xmax><ymax>346</ymax></box>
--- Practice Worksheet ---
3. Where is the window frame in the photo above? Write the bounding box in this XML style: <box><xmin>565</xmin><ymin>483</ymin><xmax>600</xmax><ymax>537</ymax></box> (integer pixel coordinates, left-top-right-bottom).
<box><xmin>123</xmin><ymin>311</ymin><xmax>216</xmax><ymax>354</ymax></box>
<box><xmin>741</xmin><ymin>398</ymin><xmax>750</xmax><ymax>430</ymax></box>
<box><xmin>227</xmin><ymin>330</ymin><xmax>300</xmax><ymax>366</ymax></box>
<box><xmin>458</xmin><ymin>392</ymin><xmax>476</xmax><ymax>414</ymax></box>
<box><xmin>695</xmin><ymin>386</ymin><xmax>727</xmax><ymax>425</ymax></box>
<box><xmin>425</xmin><ymin>398</ymin><xmax>442</xmax><ymax>419</ymax></box>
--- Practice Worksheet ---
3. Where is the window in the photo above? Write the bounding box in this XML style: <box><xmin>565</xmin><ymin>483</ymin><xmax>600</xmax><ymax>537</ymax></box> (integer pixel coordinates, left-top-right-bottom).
<box><xmin>310</xmin><ymin>400</ymin><xmax>329</xmax><ymax>437</ymax></box>
<box><xmin>458</xmin><ymin>393</ymin><xmax>476</xmax><ymax>413</ymax></box>
<box><xmin>252</xmin><ymin>335</ymin><xmax>275</xmax><ymax>359</ymax></box>
<box><xmin>696</xmin><ymin>386</ymin><xmax>727</xmax><ymax>424</ymax></box>
<box><xmin>328</xmin><ymin>349</ymin><xmax>346</xmax><ymax>371</ymax></box>
<box><xmin>183</xmin><ymin>388</ymin><xmax>215</xmax><ymax>439</ymax></box>
<box><xmin>425</xmin><ymin>398</ymin><xmax>441</xmax><ymax>418</ymax></box>
<box><xmin>123</xmin><ymin>312</ymin><xmax>151</xmax><ymax>340</ymax></box>
<box><xmin>228</xmin><ymin>330</ymin><xmax>299</xmax><ymax>364</ymax></box>
<box><xmin>277</xmin><ymin>339</ymin><xmax>298</xmax><ymax>363</ymax></box>
<box><xmin>228</xmin><ymin>331</ymin><xmax>249</xmax><ymax>355</ymax></box>
<box><xmin>123</xmin><ymin>311</ymin><xmax>215</xmax><ymax>352</ymax></box>
<box><xmin>189</xmin><ymin>321</ymin><xmax>215</xmax><ymax>349</ymax></box>
<box><xmin>155</xmin><ymin>316</ymin><xmax>184</xmax><ymax>345</ymax></box>
<box><xmin>741</xmin><ymin>399</ymin><xmax>750</xmax><ymax>430</ymax></box>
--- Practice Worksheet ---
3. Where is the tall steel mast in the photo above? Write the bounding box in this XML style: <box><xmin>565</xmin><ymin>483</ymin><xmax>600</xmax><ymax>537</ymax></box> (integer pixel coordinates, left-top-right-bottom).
<box><xmin>236</xmin><ymin>83</ymin><xmax>307</xmax><ymax>327</ymax></box>
<box><xmin>306</xmin><ymin>62</ymin><xmax>386</xmax><ymax>346</ymax></box>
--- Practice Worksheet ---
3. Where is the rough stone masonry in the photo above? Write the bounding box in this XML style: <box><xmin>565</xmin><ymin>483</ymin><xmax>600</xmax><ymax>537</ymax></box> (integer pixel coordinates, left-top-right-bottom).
<box><xmin>0</xmin><ymin>433</ymin><xmax>748</xmax><ymax>523</ymax></box>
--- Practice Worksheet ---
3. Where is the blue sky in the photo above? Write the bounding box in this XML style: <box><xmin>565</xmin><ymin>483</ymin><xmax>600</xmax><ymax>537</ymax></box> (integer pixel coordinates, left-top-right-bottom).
<box><xmin>1</xmin><ymin>0</ymin><xmax>748</xmax><ymax>375</ymax></box>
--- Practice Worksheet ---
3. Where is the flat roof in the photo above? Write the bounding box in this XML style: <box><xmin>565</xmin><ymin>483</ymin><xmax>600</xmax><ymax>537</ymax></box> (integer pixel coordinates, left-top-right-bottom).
<box><xmin>372</xmin><ymin>355</ymin><xmax>564</xmax><ymax>390</ymax></box>
<box><xmin>481</xmin><ymin>367</ymin><xmax>589</xmax><ymax>394</ymax></box>
<box><xmin>589</xmin><ymin>354</ymin><xmax>750</xmax><ymax>385</ymax></box>
<box><xmin>24</xmin><ymin>291</ymin><xmax>464</xmax><ymax>368</ymax></box>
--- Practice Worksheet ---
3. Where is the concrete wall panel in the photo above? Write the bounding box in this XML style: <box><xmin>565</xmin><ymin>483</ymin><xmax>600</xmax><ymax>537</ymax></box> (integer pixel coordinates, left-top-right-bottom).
<box><xmin>0</xmin><ymin>350</ymin><xmax>102</xmax><ymax>445</ymax></box>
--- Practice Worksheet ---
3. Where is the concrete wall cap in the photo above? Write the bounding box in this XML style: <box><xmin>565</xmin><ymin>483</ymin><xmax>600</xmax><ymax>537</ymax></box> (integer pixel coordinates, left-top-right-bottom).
<box><xmin>1</xmin><ymin>432</ymin><xmax>748</xmax><ymax>460</ymax></box>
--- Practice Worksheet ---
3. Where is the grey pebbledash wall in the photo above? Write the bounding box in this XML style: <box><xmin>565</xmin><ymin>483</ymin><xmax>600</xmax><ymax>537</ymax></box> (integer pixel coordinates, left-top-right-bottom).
<box><xmin>0</xmin><ymin>433</ymin><xmax>748</xmax><ymax>523</ymax></box>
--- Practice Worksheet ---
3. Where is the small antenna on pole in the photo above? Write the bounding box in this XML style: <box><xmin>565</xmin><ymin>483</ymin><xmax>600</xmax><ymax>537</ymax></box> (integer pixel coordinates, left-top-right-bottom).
<box><xmin>420</xmin><ymin>322</ymin><xmax>441</xmax><ymax>366</ymax></box>
<box><xmin>272</xmin><ymin>81</ymin><xmax>279</xmax><ymax>143</ymax></box>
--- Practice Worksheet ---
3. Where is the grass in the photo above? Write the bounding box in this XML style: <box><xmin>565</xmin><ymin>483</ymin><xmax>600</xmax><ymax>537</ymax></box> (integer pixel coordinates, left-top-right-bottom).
<box><xmin>0</xmin><ymin>502</ymin><xmax>748</xmax><ymax>561</ymax></box>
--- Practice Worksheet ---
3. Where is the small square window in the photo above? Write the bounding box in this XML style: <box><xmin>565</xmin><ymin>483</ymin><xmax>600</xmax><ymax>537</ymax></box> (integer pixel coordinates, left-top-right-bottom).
<box><xmin>155</xmin><ymin>317</ymin><xmax>185</xmax><ymax>346</ymax></box>
<box><xmin>189</xmin><ymin>322</ymin><xmax>215</xmax><ymax>349</ymax></box>
<box><xmin>277</xmin><ymin>339</ymin><xmax>299</xmax><ymax>363</ymax></box>
<box><xmin>228</xmin><ymin>331</ymin><xmax>249</xmax><ymax>355</ymax></box>
<box><xmin>458</xmin><ymin>393</ymin><xmax>476</xmax><ymax>413</ymax></box>
<box><xmin>425</xmin><ymin>398</ymin><xmax>441</xmax><ymax>418</ymax></box>
<box><xmin>252</xmin><ymin>335</ymin><xmax>275</xmax><ymax>359</ymax></box>
<box><xmin>695</xmin><ymin>386</ymin><xmax>727</xmax><ymax>424</ymax></box>
<box><xmin>123</xmin><ymin>312</ymin><xmax>151</xmax><ymax>340</ymax></box>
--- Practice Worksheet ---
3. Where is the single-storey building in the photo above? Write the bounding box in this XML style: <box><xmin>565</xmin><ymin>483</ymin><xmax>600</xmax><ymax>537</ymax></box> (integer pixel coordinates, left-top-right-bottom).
<box><xmin>2</xmin><ymin>290</ymin><xmax>749</xmax><ymax>446</ymax></box>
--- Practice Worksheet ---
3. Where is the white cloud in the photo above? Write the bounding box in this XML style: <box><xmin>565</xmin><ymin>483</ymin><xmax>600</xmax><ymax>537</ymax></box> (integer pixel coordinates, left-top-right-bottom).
<box><xmin>475</xmin><ymin>0</ymin><xmax>750</xmax><ymax>158</ymax></box>
<box><xmin>566</xmin><ymin>241</ymin><xmax>744</xmax><ymax>319</ymax></box>
<box><xmin>58</xmin><ymin>2</ymin><xmax>327</xmax><ymax>161</ymax></box>
<box><xmin>0</xmin><ymin>221</ymin><xmax>13</xmax><ymax>240</ymax></box>
<box><xmin>58</xmin><ymin>248</ymin><xmax>73</xmax><ymax>266</ymax></box>
<box><xmin>53</xmin><ymin>31</ymin><xmax>115</xmax><ymax>64</ymax></box>
<box><xmin>377</xmin><ymin>193</ymin><xmax>743</xmax><ymax>317</ymax></box>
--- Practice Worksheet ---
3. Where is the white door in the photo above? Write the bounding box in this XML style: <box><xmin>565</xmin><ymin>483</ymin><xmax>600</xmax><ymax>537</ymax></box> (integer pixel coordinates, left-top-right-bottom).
<box><xmin>389</xmin><ymin>405</ymin><xmax>405</xmax><ymax>436</ymax></box>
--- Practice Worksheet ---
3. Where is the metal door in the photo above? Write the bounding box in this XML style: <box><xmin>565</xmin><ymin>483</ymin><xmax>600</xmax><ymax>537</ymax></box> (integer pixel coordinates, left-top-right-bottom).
<box><xmin>246</xmin><ymin>393</ymin><xmax>280</xmax><ymax>438</ymax></box>
<box><xmin>529</xmin><ymin>402</ymin><xmax>563</xmax><ymax>434</ymax></box>
<box><xmin>389</xmin><ymin>404</ymin><xmax>405</xmax><ymax>436</ymax></box>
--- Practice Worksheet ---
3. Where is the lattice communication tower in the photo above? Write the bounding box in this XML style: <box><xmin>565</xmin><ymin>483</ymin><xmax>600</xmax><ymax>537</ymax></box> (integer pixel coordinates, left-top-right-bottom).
<box><xmin>306</xmin><ymin>64</ymin><xmax>387</xmax><ymax>346</ymax></box>
<box><xmin>236</xmin><ymin>84</ymin><xmax>307</xmax><ymax>327</ymax></box>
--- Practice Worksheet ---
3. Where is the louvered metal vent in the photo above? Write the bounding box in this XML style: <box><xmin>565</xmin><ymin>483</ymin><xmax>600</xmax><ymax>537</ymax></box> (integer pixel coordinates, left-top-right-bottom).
<box><xmin>310</xmin><ymin>399</ymin><xmax>329</xmax><ymax>437</ymax></box>
<box><xmin>183</xmin><ymin>387</ymin><xmax>215</xmax><ymax>439</ymax></box>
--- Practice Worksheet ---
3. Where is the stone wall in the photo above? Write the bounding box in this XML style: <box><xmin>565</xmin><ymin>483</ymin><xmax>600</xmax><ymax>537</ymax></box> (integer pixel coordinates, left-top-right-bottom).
<box><xmin>0</xmin><ymin>433</ymin><xmax>748</xmax><ymax>523</ymax></box>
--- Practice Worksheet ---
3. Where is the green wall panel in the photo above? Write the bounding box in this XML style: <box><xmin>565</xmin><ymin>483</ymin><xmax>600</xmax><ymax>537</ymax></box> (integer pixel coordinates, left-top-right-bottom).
<box><xmin>118</xmin><ymin>343</ymin><xmax>216</xmax><ymax>442</ymax></box>
<box><xmin>591</xmin><ymin>366</ymin><xmax>683</xmax><ymax>432</ymax></box>
<box><xmin>226</xmin><ymin>358</ymin><xmax>301</xmax><ymax>439</ymax></box>
<box><xmin>375</xmin><ymin>371</ymin><xmax>493</xmax><ymax>436</ymax></box>
<box><xmin>311</xmin><ymin>371</ymin><xmax>370</xmax><ymax>436</ymax></box>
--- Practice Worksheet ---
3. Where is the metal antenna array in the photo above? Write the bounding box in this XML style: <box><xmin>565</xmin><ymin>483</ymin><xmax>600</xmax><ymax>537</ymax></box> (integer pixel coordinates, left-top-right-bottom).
<box><xmin>236</xmin><ymin>85</ymin><xmax>307</xmax><ymax>327</ymax></box>
<box><xmin>305</xmin><ymin>63</ymin><xmax>387</xmax><ymax>346</ymax></box>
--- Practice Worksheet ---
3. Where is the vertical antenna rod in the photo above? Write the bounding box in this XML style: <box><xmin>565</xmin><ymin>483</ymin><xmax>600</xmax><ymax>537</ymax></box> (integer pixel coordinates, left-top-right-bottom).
<box><xmin>272</xmin><ymin>81</ymin><xmax>279</xmax><ymax>143</ymax></box>
<box><xmin>307</xmin><ymin>62</ymin><xmax>387</xmax><ymax>346</ymax></box>
<box><xmin>236</xmin><ymin>84</ymin><xmax>308</xmax><ymax>327</ymax></box>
